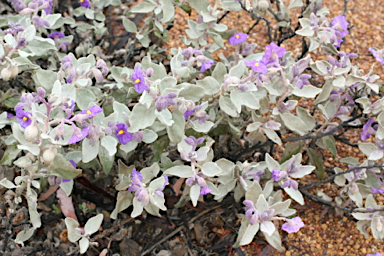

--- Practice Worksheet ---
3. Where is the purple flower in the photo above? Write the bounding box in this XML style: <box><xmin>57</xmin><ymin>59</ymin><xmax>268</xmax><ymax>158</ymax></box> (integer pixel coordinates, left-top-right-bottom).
<box><xmin>129</xmin><ymin>169</ymin><xmax>143</xmax><ymax>192</ymax></box>
<box><xmin>372</xmin><ymin>188</ymin><xmax>384</xmax><ymax>194</ymax></box>
<box><xmin>184</xmin><ymin>109</ymin><xmax>194</xmax><ymax>120</ymax></box>
<box><xmin>244</xmin><ymin>60</ymin><xmax>268</xmax><ymax>74</ymax></box>
<box><xmin>184</xmin><ymin>136</ymin><xmax>205</xmax><ymax>150</ymax></box>
<box><xmin>68</xmin><ymin>127</ymin><xmax>90</xmax><ymax>144</ymax></box>
<box><xmin>296</xmin><ymin>74</ymin><xmax>311</xmax><ymax>89</ymax></box>
<box><xmin>8</xmin><ymin>0</ymin><xmax>26</xmax><ymax>12</ymax></box>
<box><xmin>243</xmin><ymin>200</ymin><xmax>259</xmax><ymax>225</ymax></box>
<box><xmin>132</xmin><ymin>66</ymin><xmax>149</xmax><ymax>94</ymax></box>
<box><xmin>361</xmin><ymin>118</ymin><xmax>377</xmax><ymax>141</ymax></box>
<box><xmin>96</xmin><ymin>59</ymin><xmax>109</xmax><ymax>76</ymax></box>
<box><xmin>330</xmin><ymin>15</ymin><xmax>348</xmax><ymax>47</ymax></box>
<box><xmin>32</xmin><ymin>16</ymin><xmax>50</xmax><ymax>28</ymax></box>
<box><xmin>48</xmin><ymin>32</ymin><xmax>65</xmax><ymax>39</ymax></box>
<box><xmin>6</xmin><ymin>112</ymin><xmax>14</xmax><ymax>118</ymax></box>
<box><xmin>200</xmin><ymin>59</ymin><xmax>214</xmax><ymax>72</ymax></box>
<box><xmin>330</xmin><ymin>15</ymin><xmax>349</xmax><ymax>38</ymax></box>
<box><xmin>155</xmin><ymin>94</ymin><xmax>176</xmax><ymax>112</ymax></box>
<box><xmin>366</xmin><ymin>253</ymin><xmax>383</xmax><ymax>256</ymax></box>
<box><xmin>186</xmin><ymin>173</ymin><xmax>212</xmax><ymax>195</ymax></box>
<box><xmin>200</xmin><ymin>186</ymin><xmax>212</xmax><ymax>195</ymax></box>
<box><xmin>65</xmin><ymin>101</ymin><xmax>76</xmax><ymax>119</ymax></box>
<box><xmin>238</xmin><ymin>84</ymin><xmax>249</xmax><ymax>92</ymax></box>
<box><xmin>15</xmin><ymin>107</ymin><xmax>32</xmax><ymax>128</ymax></box>
<box><xmin>79</xmin><ymin>106</ymin><xmax>103</xmax><ymax>119</ymax></box>
<box><xmin>128</xmin><ymin>169</ymin><xmax>150</xmax><ymax>205</ymax></box>
<box><xmin>369</xmin><ymin>48</ymin><xmax>384</xmax><ymax>65</ymax></box>
<box><xmin>44</xmin><ymin>0</ymin><xmax>53</xmax><ymax>14</ymax></box>
<box><xmin>282</xmin><ymin>217</ymin><xmax>304</xmax><ymax>233</ymax></box>
<box><xmin>195</xmin><ymin>55</ymin><xmax>214</xmax><ymax>72</ymax></box>
<box><xmin>115</xmin><ymin>123</ymin><xmax>133</xmax><ymax>145</ymax></box>
<box><xmin>228</xmin><ymin>32</ymin><xmax>248</xmax><ymax>45</ymax></box>
<box><xmin>282</xmin><ymin>178</ymin><xmax>299</xmax><ymax>190</ymax></box>
<box><xmin>272</xmin><ymin>169</ymin><xmax>281</xmax><ymax>181</ymax></box>
<box><xmin>4</xmin><ymin>23</ymin><xmax>24</xmax><ymax>37</ymax></box>
<box><xmin>155</xmin><ymin>176</ymin><xmax>169</xmax><ymax>198</ymax></box>
<box><xmin>79</xmin><ymin>0</ymin><xmax>91</xmax><ymax>8</ymax></box>
<box><xmin>263</xmin><ymin>42</ymin><xmax>286</xmax><ymax>64</ymax></box>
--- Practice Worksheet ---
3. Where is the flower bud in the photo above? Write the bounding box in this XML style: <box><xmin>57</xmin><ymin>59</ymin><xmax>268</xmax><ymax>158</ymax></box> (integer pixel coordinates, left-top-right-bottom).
<box><xmin>1</xmin><ymin>68</ymin><xmax>12</xmax><ymax>81</ymax></box>
<box><xmin>242</xmin><ymin>161</ymin><xmax>251</xmax><ymax>168</ymax></box>
<box><xmin>43</xmin><ymin>147</ymin><xmax>57</xmax><ymax>166</ymax></box>
<box><xmin>258</xmin><ymin>0</ymin><xmax>269</xmax><ymax>11</ymax></box>
<box><xmin>24</xmin><ymin>123</ymin><xmax>38</xmax><ymax>142</ymax></box>
<box><xmin>48</xmin><ymin>175</ymin><xmax>56</xmax><ymax>186</ymax></box>
<box><xmin>178</xmin><ymin>102</ymin><xmax>188</xmax><ymax>113</ymax></box>
<box><xmin>146</xmin><ymin>68</ymin><xmax>153</xmax><ymax>77</ymax></box>
<box><xmin>9</xmin><ymin>66</ymin><xmax>19</xmax><ymax>78</ymax></box>
<box><xmin>92</xmin><ymin>68</ymin><xmax>103</xmax><ymax>83</ymax></box>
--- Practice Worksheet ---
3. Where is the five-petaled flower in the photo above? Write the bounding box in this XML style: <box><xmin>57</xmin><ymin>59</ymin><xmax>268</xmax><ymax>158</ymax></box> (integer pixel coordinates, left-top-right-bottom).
<box><xmin>68</xmin><ymin>126</ymin><xmax>89</xmax><ymax>145</ymax></box>
<box><xmin>228</xmin><ymin>32</ymin><xmax>248</xmax><ymax>45</ymax></box>
<box><xmin>79</xmin><ymin>106</ymin><xmax>103</xmax><ymax>119</ymax></box>
<box><xmin>15</xmin><ymin>107</ymin><xmax>32</xmax><ymax>128</ymax></box>
<box><xmin>361</xmin><ymin>118</ymin><xmax>377</xmax><ymax>141</ymax></box>
<box><xmin>330</xmin><ymin>15</ymin><xmax>349</xmax><ymax>47</ymax></box>
<box><xmin>369</xmin><ymin>48</ymin><xmax>384</xmax><ymax>65</ymax></box>
<box><xmin>281</xmin><ymin>217</ymin><xmax>305</xmax><ymax>233</ymax></box>
<box><xmin>115</xmin><ymin>122</ymin><xmax>133</xmax><ymax>145</ymax></box>
<box><xmin>244</xmin><ymin>60</ymin><xmax>268</xmax><ymax>74</ymax></box>
<box><xmin>79</xmin><ymin>0</ymin><xmax>91</xmax><ymax>8</ymax></box>
<box><xmin>263</xmin><ymin>42</ymin><xmax>287</xmax><ymax>64</ymax></box>
<box><xmin>131</xmin><ymin>66</ymin><xmax>149</xmax><ymax>94</ymax></box>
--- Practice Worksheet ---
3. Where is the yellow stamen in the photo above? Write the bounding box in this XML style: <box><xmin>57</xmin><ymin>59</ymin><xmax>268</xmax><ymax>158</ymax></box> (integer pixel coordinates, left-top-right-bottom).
<box><xmin>118</xmin><ymin>130</ymin><xmax>124</xmax><ymax>135</ymax></box>
<box><xmin>235</xmin><ymin>35</ymin><xmax>240</xmax><ymax>39</ymax></box>
<box><xmin>134</xmin><ymin>78</ymin><xmax>141</xmax><ymax>84</ymax></box>
<box><xmin>254</xmin><ymin>62</ymin><xmax>259</xmax><ymax>67</ymax></box>
<box><xmin>80</xmin><ymin>0</ymin><xmax>84</xmax><ymax>2</ymax></box>
<box><xmin>87</xmin><ymin>110</ymin><xmax>91</xmax><ymax>115</ymax></box>
<box><xmin>22</xmin><ymin>117</ymin><xmax>28</xmax><ymax>121</ymax></box>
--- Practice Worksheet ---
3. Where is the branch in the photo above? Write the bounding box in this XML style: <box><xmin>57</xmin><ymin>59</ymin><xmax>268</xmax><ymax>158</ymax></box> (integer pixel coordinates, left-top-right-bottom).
<box><xmin>239</xmin><ymin>2</ymin><xmax>273</xmax><ymax>42</ymax></box>
<box><xmin>300</xmin><ymin>165</ymin><xmax>384</xmax><ymax>191</ymax></box>
<box><xmin>282</xmin><ymin>113</ymin><xmax>363</xmax><ymax>143</ymax></box>
<box><xmin>299</xmin><ymin>165</ymin><xmax>384</xmax><ymax>214</ymax></box>
<box><xmin>217</xmin><ymin>11</ymin><xmax>230</xmax><ymax>23</ymax></box>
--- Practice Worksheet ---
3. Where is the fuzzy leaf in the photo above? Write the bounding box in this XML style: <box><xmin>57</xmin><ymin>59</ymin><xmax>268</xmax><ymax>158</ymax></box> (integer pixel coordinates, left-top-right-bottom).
<box><xmin>201</xmin><ymin>162</ymin><xmax>222</xmax><ymax>177</ymax></box>
<box><xmin>84</xmin><ymin>214</ymin><xmax>103</xmax><ymax>235</ymax></box>
<box><xmin>111</xmin><ymin>191</ymin><xmax>133</xmax><ymax>219</ymax></box>
<box><xmin>48</xmin><ymin>153</ymin><xmax>82</xmax><ymax>180</ymax></box>
<box><xmin>123</xmin><ymin>18</ymin><xmax>137</xmax><ymax>33</ymax></box>
<box><xmin>15</xmin><ymin>228</ymin><xmax>35</xmax><ymax>246</ymax></box>
<box><xmin>163</xmin><ymin>166</ymin><xmax>193</xmax><ymax>178</ymax></box>
<box><xmin>79</xmin><ymin>237</ymin><xmax>90</xmax><ymax>254</ymax></box>
<box><xmin>190</xmin><ymin>184</ymin><xmax>200</xmax><ymax>207</ymax></box>
<box><xmin>65</xmin><ymin>217</ymin><xmax>82</xmax><ymax>242</ymax></box>
<box><xmin>307</xmin><ymin>148</ymin><xmax>324</xmax><ymax>179</ymax></box>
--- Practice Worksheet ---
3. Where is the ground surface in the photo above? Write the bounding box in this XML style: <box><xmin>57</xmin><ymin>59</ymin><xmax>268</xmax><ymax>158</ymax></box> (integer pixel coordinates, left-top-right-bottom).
<box><xmin>168</xmin><ymin>0</ymin><xmax>384</xmax><ymax>255</ymax></box>
<box><xmin>1</xmin><ymin>0</ymin><xmax>384</xmax><ymax>255</ymax></box>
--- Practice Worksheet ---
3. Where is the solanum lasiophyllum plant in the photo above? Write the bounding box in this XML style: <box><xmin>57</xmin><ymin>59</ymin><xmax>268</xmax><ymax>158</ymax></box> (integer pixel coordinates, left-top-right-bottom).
<box><xmin>1</xmin><ymin>0</ymin><xmax>384</xmax><ymax>253</ymax></box>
